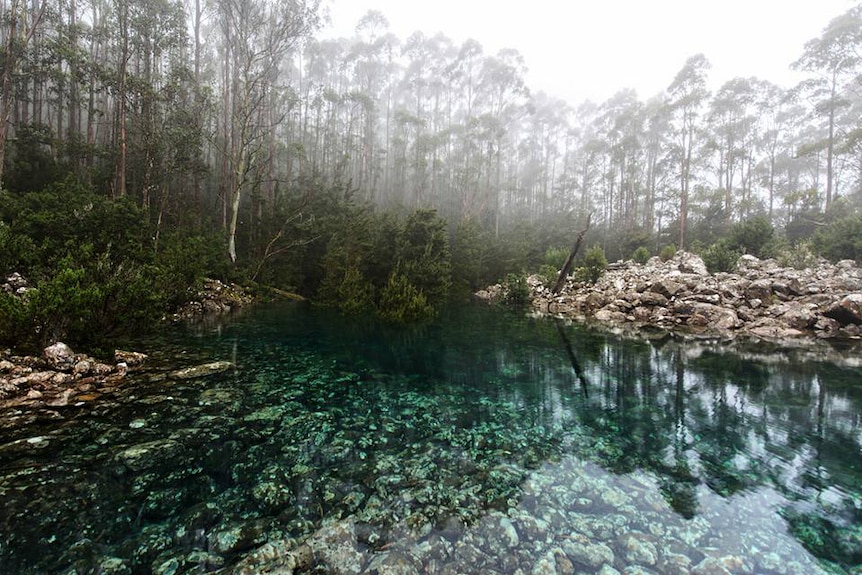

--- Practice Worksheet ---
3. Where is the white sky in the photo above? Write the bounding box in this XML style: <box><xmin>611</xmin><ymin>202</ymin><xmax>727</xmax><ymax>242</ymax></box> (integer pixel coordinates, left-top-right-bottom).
<box><xmin>320</xmin><ymin>0</ymin><xmax>856</xmax><ymax>105</ymax></box>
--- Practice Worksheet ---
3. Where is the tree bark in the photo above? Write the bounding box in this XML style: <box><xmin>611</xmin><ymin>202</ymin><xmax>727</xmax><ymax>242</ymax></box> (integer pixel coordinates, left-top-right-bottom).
<box><xmin>552</xmin><ymin>213</ymin><xmax>592</xmax><ymax>295</ymax></box>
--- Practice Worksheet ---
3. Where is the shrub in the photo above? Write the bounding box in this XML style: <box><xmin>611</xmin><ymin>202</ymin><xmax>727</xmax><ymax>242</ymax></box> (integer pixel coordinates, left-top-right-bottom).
<box><xmin>631</xmin><ymin>246</ymin><xmax>650</xmax><ymax>264</ymax></box>
<box><xmin>0</xmin><ymin>248</ymin><xmax>169</xmax><ymax>351</ymax></box>
<box><xmin>337</xmin><ymin>267</ymin><xmax>374</xmax><ymax>315</ymax></box>
<box><xmin>399</xmin><ymin>209</ymin><xmax>452</xmax><ymax>306</ymax></box>
<box><xmin>702</xmin><ymin>240</ymin><xmax>740</xmax><ymax>274</ymax></box>
<box><xmin>544</xmin><ymin>247</ymin><xmax>569</xmax><ymax>270</ymax></box>
<box><xmin>578</xmin><ymin>246</ymin><xmax>608</xmax><ymax>284</ymax></box>
<box><xmin>814</xmin><ymin>215</ymin><xmax>862</xmax><ymax>262</ymax></box>
<box><xmin>503</xmin><ymin>273</ymin><xmax>530</xmax><ymax>306</ymax></box>
<box><xmin>377</xmin><ymin>272</ymin><xmax>434</xmax><ymax>323</ymax></box>
<box><xmin>729</xmin><ymin>216</ymin><xmax>774</xmax><ymax>258</ymax></box>
<box><xmin>660</xmin><ymin>244</ymin><xmax>677</xmax><ymax>262</ymax></box>
<box><xmin>776</xmin><ymin>240</ymin><xmax>819</xmax><ymax>270</ymax></box>
<box><xmin>0</xmin><ymin>292</ymin><xmax>32</xmax><ymax>351</ymax></box>
<box><xmin>537</xmin><ymin>264</ymin><xmax>558</xmax><ymax>284</ymax></box>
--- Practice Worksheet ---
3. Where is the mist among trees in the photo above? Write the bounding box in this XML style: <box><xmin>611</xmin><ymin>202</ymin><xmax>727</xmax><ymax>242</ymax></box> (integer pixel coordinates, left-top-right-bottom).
<box><xmin>2</xmin><ymin>0</ymin><xmax>862</xmax><ymax>345</ymax></box>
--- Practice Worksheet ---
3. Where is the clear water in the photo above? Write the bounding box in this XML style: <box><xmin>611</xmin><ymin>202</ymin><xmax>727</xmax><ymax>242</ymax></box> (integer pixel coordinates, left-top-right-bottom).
<box><xmin>1</xmin><ymin>302</ymin><xmax>860</xmax><ymax>574</ymax></box>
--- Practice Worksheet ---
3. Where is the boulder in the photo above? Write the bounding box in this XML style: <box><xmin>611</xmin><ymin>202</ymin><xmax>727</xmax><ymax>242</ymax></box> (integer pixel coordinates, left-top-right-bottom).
<box><xmin>745</xmin><ymin>279</ymin><xmax>773</xmax><ymax>301</ymax></box>
<box><xmin>677</xmin><ymin>252</ymin><xmax>708</xmax><ymax>275</ymax></box>
<box><xmin>650</xmin><ymin>279</ymin><xmax>684</xmax><ymax>299</ymax></box>
<box><xmin>43</xmin><ymin>342</ymin><xmax>76</xmax><ymax>371</ymax></box>
<box><xmin>638</xmin><ymin>292</ymin><xmax>669</xmax><ymax>307</ymax></box>
<box><xmin>823</xmin><ymin>294</ymin><xmax>862</xmax><ymax>326</ymax></box>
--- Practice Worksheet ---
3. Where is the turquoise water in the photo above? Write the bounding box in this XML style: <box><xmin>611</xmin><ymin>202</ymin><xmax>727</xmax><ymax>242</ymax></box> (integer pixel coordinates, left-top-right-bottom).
<box><xmin>1</xmin><ymin>302</ymin><xmax>860</xmax><ymax>574</ymax></box>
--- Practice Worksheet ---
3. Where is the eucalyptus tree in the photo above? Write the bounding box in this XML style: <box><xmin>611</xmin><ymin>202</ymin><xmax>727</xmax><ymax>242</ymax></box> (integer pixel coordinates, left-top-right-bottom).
<box><xmin>349</xmin><ymin>10</ymin><xmax>391</xmax><ymax>198</ymax></box>
<box><xmin>708</xmin><ymin>77</ymin><xmax>758</xmax><ymax>222</ymax></box>
<box><xmin>216</xmin><ymin>0</ymin><xmax>320</xmax><ymax>263</ymax></box>
<box><xmin>0</xmin><ymin>0</ymin><xmax>47</xmax><ymax>188</ymax></box>
<box><xmin>641</xmin><ymin>94</ymin><xmax>672</xmax><ymax>235</ymax></box>
<box><xmin>667</xmin><ymin>54</ymin><xmax>711</xmax><ymax>249</ymax></box>
<box><xmin>753</xmin><ymin>81</ymin><xmax>794</xmax><ymax>219</ymax></box>
<box><xmin>477</xmin><ymin>48</ymin><xmax>529</xmax><ymax>232</ymax></box>
<box><xmin>793</xmin><ymin>4</ymin><xmax>862</xmax><ymax>208</ymax></box>
<box><xmin>595</xmin><ymin>89</ymin><xmax>645</xmax><ymax>230</ymax></box>
<box><xmin>520</xmin><ymin>92</ymin><xmax>570</xmax><ymax>217</ymax></box>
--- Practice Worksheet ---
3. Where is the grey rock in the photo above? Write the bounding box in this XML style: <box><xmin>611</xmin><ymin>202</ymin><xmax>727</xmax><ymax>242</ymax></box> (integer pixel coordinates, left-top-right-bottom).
<box><xmin>650</xmin><ymin>279</ymin><xmax>684</xmax><ymax>299</ymax></box>
<box><xmin>307</xmin><ymin>520</ymin><xmax>366</xmax><ymax>575</ymax></box>
<box><xmin>169</xmin><ymin>361</ymin><xmax>234</xmax><ymax>380</ymax></box>
<box><xmin>677</xmin><ymin>252</ymin><xmax>708</xmax><ymax>275</ymax></box>
<box><xmin>43</xmin><ymin>342</ymin><xmax>75</xmax><ymax>370</ymax></box>
<box><xmin>207</xmin><ymin>521</ymin><xmax>268</xmax><ymax>555</ymax></box>
<box><xmin>823</xmin><ymin>293</ymin><xmax>862</xmax><ymax>325</ymax></box>
<box><xmin>744</xmin><ymin>279</ymin><xmax>773</xmax><ymax>301</ymax></box>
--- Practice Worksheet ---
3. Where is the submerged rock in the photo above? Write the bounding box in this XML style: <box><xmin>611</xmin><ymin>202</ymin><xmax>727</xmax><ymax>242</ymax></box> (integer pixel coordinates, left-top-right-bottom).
<box><xmin>169</xmin><ymin>361</ymin><xmax>234</xmax><ymax>380</ymax></box>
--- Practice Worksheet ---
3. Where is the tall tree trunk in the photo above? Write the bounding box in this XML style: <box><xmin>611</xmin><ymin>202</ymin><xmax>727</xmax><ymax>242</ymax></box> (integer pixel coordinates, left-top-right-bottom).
<box><xmin>113</xmin><ymin>0</ymin><xmax>129</xmax><ymax>198</ymax></box>
<box><xmin>0</xmin><ymin>0</ymin><xmax>46</xmax><ymax>188</ymax></box>
<box><xmin>825</xmin><ymin>71</ymin><xmax>836</xmax><ymax>208</ymax></box>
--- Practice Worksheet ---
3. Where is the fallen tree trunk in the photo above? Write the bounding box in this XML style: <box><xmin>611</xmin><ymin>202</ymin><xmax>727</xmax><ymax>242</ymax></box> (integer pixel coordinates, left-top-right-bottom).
<box><xmin>552</xmin><ymin>214</ymin><xmax>592</xmax><ymax>295</ymax></box>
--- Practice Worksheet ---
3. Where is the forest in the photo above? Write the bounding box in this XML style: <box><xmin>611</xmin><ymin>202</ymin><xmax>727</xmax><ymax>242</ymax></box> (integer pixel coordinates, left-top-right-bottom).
<box><xmin>1</xmin><ymin>0</ymin><xmax>862</xmax><ymax>350</ymax></box>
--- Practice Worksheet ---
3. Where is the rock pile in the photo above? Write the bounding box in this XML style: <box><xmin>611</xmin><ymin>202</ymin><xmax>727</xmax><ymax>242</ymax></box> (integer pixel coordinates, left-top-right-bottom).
<box><xmin>480</xmin><ymin>252</ymin><xmax>862</xmax><ymax>340</ymax></box>
<box><xmin>1</xmin><ymin>272</ymin><xmax>31</xmax><ymax>296</ymax></box>
<box><xmin>0</xmin><ymin>342</ymin><xmax>147</xmax><ymax>408</ymax></box>
<box><xmin>172</xmin><ymin>278</ymin><xmax>255</xmax><ymax>321</ymax></box>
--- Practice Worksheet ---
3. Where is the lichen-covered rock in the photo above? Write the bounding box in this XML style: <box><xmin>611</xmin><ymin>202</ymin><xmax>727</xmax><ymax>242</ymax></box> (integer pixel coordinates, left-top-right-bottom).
<box><xmin>173</xmin><ymin>278</ymin><xmax>255</xmax><ymax>321</ymax></box>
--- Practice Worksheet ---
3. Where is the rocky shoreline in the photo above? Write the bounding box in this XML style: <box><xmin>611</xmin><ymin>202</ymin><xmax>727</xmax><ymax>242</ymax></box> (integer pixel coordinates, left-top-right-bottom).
<box><xmin>171</xmin><ymin>278</ymin><xmax>256</xmax><ymax>321</ymax></box>
<box><xmin>0</xmin><ymin>342</ymin><xmax>148</xmax><ymax>410</ymax></box>
<box><xmin>0</xmin><ymin>275</ymin><xmax>254</xmax><ymax>410</ymax></box>
<box><xmin>477</xmin><ymin>252</ymin><xmax>862</xmax><ymax>342</ymax></box>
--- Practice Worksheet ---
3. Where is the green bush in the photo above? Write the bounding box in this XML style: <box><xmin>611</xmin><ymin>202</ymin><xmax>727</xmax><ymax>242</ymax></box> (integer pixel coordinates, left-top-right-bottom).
<box><xmin>450</xmin><ymin>218</ymin><xmax>492</xmax><ymax>299</ymax></box>
<box><xmin>0</xmin><ymin>247</ymin><xmax>169</xmax><ymax>351</ymax></box>
<box><xmin>578</xmin><ymin>246</ymin><xmax>608</xmax><ymax>284</ymax></box>
<box><xmin>544</xmin><ymin>247</ymin><xmax>569</xmax><ymax>270</ymax></box>
<box><xmin>701</xmin><ymin>240</ymin><xmax>741</xmax><ymax>274</ymax></box>
<box><xmin>814</xmin><ymin>215</ymin><xmax>862</xmax><ymax>262</ymax></box>
<box><xmin>660</xmin><ymin>244</ymin><xmax>677</xmax><ymax>262</ymax></box>
<box><xmin>399</xmin><ymin>209</ymin><xmax>452</xmax><ymax>306</ymax></box>
<box><xmin>776</xmin><ymin>240</ymin><xmax>819</xmax><ymax>270</ymax></box>
<box><xmin>377</xmin><ymin>272</ymin><xmax>434</xmax><ymax>323</ymax></box>
<box><xmin>537</xmin><ymin>264</ymin><xmax>559</xmax><ymax>284</ymax></box>
<box><xmin>729</xmin><ymin>216</ymin><xmax>774</xmax><ymax>258</ymax></box>
<box><xmin>631</xmin><ymin>246</ymin><xmax>650</xmax><ymax>264</ymax></box>
<box><xmin>0</xmin><ymin>292</ymin><xmax>32</xmax><ymax>351</ymax></box>
<box><xmin>503</xmin><ymin>273</ymin><xmax>530</xmax><ymax>306</ymax></box>
<box><xmin>337</xmin><ymin>267</ymin><xmax>374</xmax><ymax>315</ymax></box>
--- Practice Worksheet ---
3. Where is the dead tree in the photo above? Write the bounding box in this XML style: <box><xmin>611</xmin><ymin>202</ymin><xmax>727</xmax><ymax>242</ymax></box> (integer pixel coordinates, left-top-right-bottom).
<box><xmin>552</xmin><ymin>213</ymin><xmax>592</xmax><ymax>295</ymax></box>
